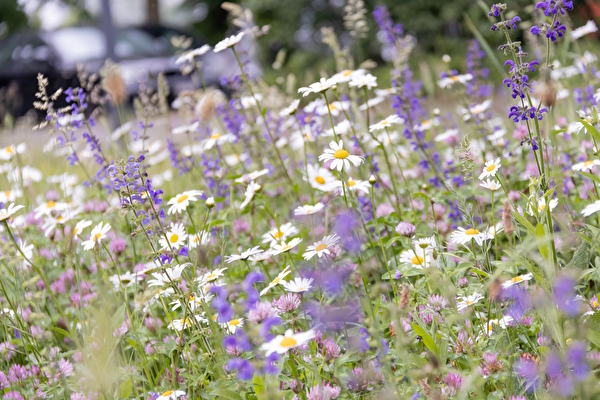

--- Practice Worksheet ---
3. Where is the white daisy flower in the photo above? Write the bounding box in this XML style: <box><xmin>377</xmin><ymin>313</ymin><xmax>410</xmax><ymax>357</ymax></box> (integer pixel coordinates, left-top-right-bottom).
<box><xmin>478</xmin><ymin>157</ymin><xmax>502</xmax><ymax>180</ymax></box>
<box><xmin>159</xmin><ymin>223</ymin><xmax>188</xmax><ymax>250</ymax></box>
<box><xmin>294</xmin><ymin>203</ymin><xmax>325</xmax><ymax>216</ymax></box>
<box><xmin>260</xmin><ymin>266</ymin><xmax>292</xmax><ymax>296</ymax></box>
<box><xmin>157</xmin><ymin>390</ymin><xmax>187</xmax><ymax>400</ymax></box>
<box><xmin>167</xmin><ymin>190</ymin><xmax>204</xmax><ymax>215</ymax></box>
<box><xmin>172</xmin><ymin>121</ymin><xmax>200</xmax><ymax>136</ymax></box>
<box><xmin>358</xmin><ymin>96</ymin><xmax>385</xmax><ymax>111</ymax></box>
<box><xmin>189</xmin><ymin>230</ymin><xmax>211</xmax><ymax>249</ymax></box>
<box><xmin>282</xmin><ymin>277</ymin><xmax>314</xmax><ymax>293</ymax></box>
<box><xmin>81</xmin><ymin>222</ymin><xmax>111</xmax><ymax>251</ymax></box>
<box><xmin>260</xmin><ymin>329</ymin><xmax>315</xmax><ymax>355</ymax></box>
<box><xmin>240</xmin><ymin>181</ymin><xmax>261</xmax><ymax>210</ymax></box>
<box><xmin>109</xmin><ymin>272</ymin><xmax>143</xmax><ymax>291</ymax></box>
<box><xmin>501</xmin><ymin>273</ymin><xmax>533</xmax><ymax>289</ymax></box>
<box><xmin>302</xmin><ymin>234</ymin><xmax>340</xmax><ymax>260</ymax></box>
<box><xmin>176</xmin><ymin>45</ymin><xmax>212</xmax><ymax>64</ymax></box>
<box><xmin>225</xmin><ymin>246</ymin><xmax>264</xmax><ymax>263</ymax></box>
<box><xmin>147</xmin><ymin>264</ymin><xmax>189</xmax><ymax>287</ymax></box>
<box><xmin>271</xmin><ymin>238</ymin><xmax>303</xmax><ymax>255</ymax></box>
<box><xmin>234</xmin><ymin>168</ymin><xmax>269</xmax><ymax>184</ymax></box>
<box><xmin>582</xmin><ymin>200</ymin><xmax>600</xmax><ymax>217</ymax></box>
<box><xmin>527</xmin><ymin>197</ymin><xmax>558</xmax><ymax>216</ymax></box>
<box><xmin>17</xmin><ymin>240</ymin><xmax>33</xmax><ymax>269</ymax></box>
<box><xmin>196</xmin><ymin>268</ymin><xmax>228</xmax><ymax>286</ymax></box>
<box><xmin>323</xmin><ymin>120</ymin><xmax>353</xmax><ymax>137</ymax></box>
<box><xmin>572</xmin><ymin>160</ymin><xmax>600</xmax><ymax>172</ymax></box>
<box><xmin>571</xmin><ymin>20</ymin><xmax>597</xmax><ymax>40</ymax></box>
<box><xmin>280</xmin><ymin>99</ymin><xmax>301</xmax><ymax>116</ymax></box>
<box><xmin>399</xmin><ymin>248</ymin><xmax>430</xmax><ymax>269</ymax></box>
<box><xmin>485</xmin><ymin>315</ymin><xmax>514</xmax><ymax>336</ymax></box>
<box><xmin>306</xmin><ymin>164</ymin><xmax>336</xmax><ymax>192</ymax></box>
<box><xmin>0</xmin><ymin>143</ymin><xmax>26</xmax><ymax>160</ymax></box>
<box><xmin>170</xmin><ymin>293</ymin><xmax>208</xmax><ymax>312</ymax></box>
<box><xmin>318</xmin><ymin>140</ymin><xmax>364</xmax><ymax>172</ymax></box>
<box><xmin>73</xmin><ymin>219</ymin><xmax>92</xmax><ymax>238</ymax></box>
<box><xmin>201</xmin><ymin>132</ymin><xmax>235</xmax><ymax>151</ymax></box>
<box><xmin>0</xmin><ymin>203</ymin><xmax>24</xmax><ymax>222</ymax></box>
<box><xmin>315</xmin><ymin>100</ymin><xmax>349</xmax><ymax>117</ymax></box>
<box><xmin>224</xmin><ymin>153</ymin><xmax>250</xmax><ymax>166</ymax></box>
<box><xmin>413</xmin><ymin>118</ymin><xmax>439</xmax><ymax>132</ymax></box>
<box><xmin>456</xmin><ymin>292</ymin><xmax>484</xmax><ymax>311</ymax></box>
<box><xmin>0</xmin><ymin>188</ymin><xmax>22</xmax><ymax>203</ymax></box>
<box><xmin>330</xmin><ymin>69</ymin><xmax>366</xmax><ymax>84</ymax></box>
<box><xmin>437</xmin><ymin>73</ymin><xmax>473</xmax><ymax>88</ymax></box>
<box><xmin>261</xmin><ymin>222</ymin><xmax>299</xmax><ymax>246</ymax></box>
<box><xmin>250</xmin><ymin>250</ymin><xmax>273</xmax><ymax>263</ymax></box>
<box><xmin>214</xmin><ymin>31</ymin><xmax>245</xmax><ymax>53</ymax></box>
<box><xmin>222</xmin><ymin>317</ymin><xmax>244</xmax><ymax>333</ymax></box>
<box><xmin>369</xmin><ymin>114</ymin><xmax>404</xmax><ymax>132</ymax></box>
<box><xmin>34</xmin><ymin>200</ymin><xmax>68</xmax><ymax>219</ymax></box>
<box><xmin>42</xmin><ymin>214</ymin><xmax>73</xmax><ymax>237</ymax></box>
<box><xmin>298</xmin><ymin>78</ymin><xmax>336</xmax><ymax>97</ymax></box>
<box><xmin>450</xmin><ymin>227</ymin><xmax>485</xmax><ymax>246</ymax></box>
<box><xmin>168</xmin><ymin>315</ymin><xmax>207</xmax><ymax>331</ymax></box>
<box><xmin>480</xmin><ymin>179</ymin><xmax>501</xmax><ymax>191</ymax></box>
<box><xmin>348</xmin><ymin>73</ymin><xmax>377</xmax><ymax>89</ymax></box>
<box><xmin>463</xmin><ymin>99</ymin><xmax>492</xmax><ymax>121</ymax></box>
<box><xmin>330</xmin><ymin>177</ymin><xmax>370</xmax><ymax>196</ymax></box>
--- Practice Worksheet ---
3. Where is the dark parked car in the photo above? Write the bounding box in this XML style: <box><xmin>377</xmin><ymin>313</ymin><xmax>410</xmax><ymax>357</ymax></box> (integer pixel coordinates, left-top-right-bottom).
<box><xmin>0</xmin><ymin>25</ymin><xmax>238</xmax><ymax>118</ymax></box>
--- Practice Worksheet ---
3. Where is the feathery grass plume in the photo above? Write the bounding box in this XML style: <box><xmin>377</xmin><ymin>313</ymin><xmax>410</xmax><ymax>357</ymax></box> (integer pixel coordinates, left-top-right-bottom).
<box><xmin>320</xmin><ymin>26</ymin><xmax>348</xmax><ymax>72</ymax></box>
<box><xmin>444</xmin><ymin>180</ymin><xmax>475</xmax><ymax>227</ymax></box>
<box><xmin>399</xmin><ymin>285</ymin><xmax>410</xmax><ymax>309</ymax></box>
<box><xmin>344</xmin><ymin>0</ymin><xmax>369</xmax><ymax>39</ymax></box>
<box><xmin>457</xmin><ymin>134</ymin><xmax>476</xmax><ymax>182</ymax></box>
<box><xmin>100</xmin><ymin>60</ymin><xmax>126</xmax><ymax>106</ymax></box>
<box><xmin>502</xmin><ymin>202</ymin><xmax>514</xmax><ymax>236</ymax></box>
<box><xmin>157</xmin><ymin>73</ymin><xmax>170</xmax><ymax>116</ymax></box>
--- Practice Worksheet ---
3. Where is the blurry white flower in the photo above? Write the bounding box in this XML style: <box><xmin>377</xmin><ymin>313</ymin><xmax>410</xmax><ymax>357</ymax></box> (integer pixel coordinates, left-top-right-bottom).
<box><xmin>81</xmin><ymin>222</ymin><xmax>111</xmax><ymax>251</ymax></box>
<box><xmin>176</xmin><ymin>45</ymin><xmax>211</xmax><ymax>64</ymax></box>
<box><xmin>260</xmin><ymin>329</ymin><xmax>315</xmax><ymax>355</ymax></box>
<box><xmin>571</xmin><ymin>20</ymin><xmax>597</xmax><ymax>40</ymax></box>
<box><xmin>348</xmin><ymin>73</ymin><xmax>377</xmax><ymax>89</ymax></box>
<box><xmin>318</xmin><ymin>140</ymin><xmax>364</xmax><ymax>171</ymax></box>
<box><xmin>214</xmin><ymin>32</ymin><xmax>245</xmax><ymax>53</ymax></box>
<box><xmin>260</xmin><ymin>266</ymin><xmax>291</xmax><ymax>295</ymax></box>
<box><xmin>298</xmin><ymin>78</ymin><xmax>336</xmax><ymax>97</ymax></box>
<box><xmin>478</xmin><ymin>157</ymin><xmax>502</xmax><ymax>180</ymax></box>
<box><xmin>437</xmin><ymin>73</ymin><xmax>473</xmax><ymax>88</ymax></box>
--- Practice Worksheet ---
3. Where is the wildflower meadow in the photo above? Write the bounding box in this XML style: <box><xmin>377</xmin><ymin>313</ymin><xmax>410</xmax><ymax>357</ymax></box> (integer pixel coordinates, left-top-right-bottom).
<box><xmin>2</xmin><ymin>1</ymin><xmax>600</xmax><ymax>399</ymax></box>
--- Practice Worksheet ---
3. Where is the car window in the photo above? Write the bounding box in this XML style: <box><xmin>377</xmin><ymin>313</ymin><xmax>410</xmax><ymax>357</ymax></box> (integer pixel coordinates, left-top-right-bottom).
<box><xmin>0</xmin><ymin>35</ymin><xmax>51</xmax><ymax>65</ymax></box>
<box><xmin>47</xmin><ymin>28</ymin><xmax>107</xmax><ymax>64</ymax></box>
<box><xmin>115</xmin><ymin>29</ymin><xmax>166</xmax><ymax>58</ymax></box>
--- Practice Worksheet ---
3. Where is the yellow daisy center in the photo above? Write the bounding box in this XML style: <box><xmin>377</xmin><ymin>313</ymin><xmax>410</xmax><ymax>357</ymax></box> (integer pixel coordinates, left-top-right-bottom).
<box><xmin>333</xmin><ymin>149</ymin><xmax>349</xmax><ymax>159</ymax></box>
<box><xmin>73</xmin><ymin>228</ymin><xmax>79</xmax><ymax>235</ymax></box>
<box><xmin>177</xmin><ymin>194</ymin><xmax>189</xmax><ymax>203</ymax></box>
<box><xmin>229</xmin><ymin>319</ymin><xmax>241</xmax><ymax>326</ymax></box>
<box><xmin>594</xmin><ymin>300</ymin><xmax>599</xmax><ymax>308</ymax></box>
<box><xmin>272</xmin><ymin>230</ymin><xmax>284</xmax><ymax>239</ymax></box>
<box><xmin>280</xmin><ymin>337</ymin><xmax>297</xmax><ymax>347</ymax></box>
<box><xmin>539</xmin><ymin>204</ymin><xmax>546</xmax><ymax>211</ymax></box>
<box><xmin>315</xmin><ymin>176</ymin><xmax>325</xmax><ymax>185</ymax></box>
<box><xmin>486</xmin><ymin>164</ymin><xmax>496</xmax><ymax>172</ymax></box>
<box><xmin>421</xmin><ymin>119</ymin><xmax>430</xmax><ymax>126</ymax></box>
<box><xmin>584</xmin><ymin>161</ymin><xmax>594</xmax><ymax>167</ymax></box>
<box><xmin>6</xmin><ymin>147</ymin><xmax>13</xmax><ymax>154</ymax></box>
<box><xmin>343</xmin><ymin>70</ymin><xmax>353</xmax><ymax>77</ymax></box>
<box><xmin>347</xmin><ymin>179</ymin><xmax>356</xmax><ymax>187</ymax></box>
<box><xmin>5</xmin><ymin>191</ymin><xmax>10</xmax><ymax>197</ymax></box>
<box><xmin>189</xmin><ymin>295</ymin><xmax>196</xmax><ymax>301</ymax></box>
<box><xmin>170</xmin><ymin>234</ymin><xmax>179</xmax><ymax>243</ymax></box>
<box><xmin>47</xmin><ymin>201</ymin><xmax>56</xmax><ymax>209</ymax></box>
<box><xmin>315</xmin><ymin>243</ymin><xmax>327</xmax><ymax>251</ymax></box>
<box><xmin>273</xmin><ymin>277</ymin><xmax>281</xmax><ymax>284</ymax></box>
<box><xmin>282</xmin><ymin>245</ymin><xmax>292</xmax><ymax>251</ymax></box>
<box><xmin>162</xmin><ymin>391</ymin><xmax>173</xmax><ymax>396</ymax></box>
<box><xmin>511</xmin><ymin>276</ymin><xmax>524</xmax><ymax>283</ymax></box>
<box><xmin>465</xmin><ymin>228</ymin><xmax>479</xmax><ymax>235</ymax></box>
<box><xmin>205</xmin><ymin>273</ymin><xmax>217</xmax><ymax>281</ymax></box>
<box><xmin>92</xmin><ymin>233</ymin><xmax>102</xmax><ymax>241</ymax></box>
<box><xmin>411</xmin><ymin>256</ymin><xmax>424</xmax><ymax>265</ymax></box>
<box><xmin>451</xmin><ymin>75</ymin><xmax>459</xmax><ymax>81</ymax></box>
<box><xmin>466</xmin><ymin>299</ymin><xmax>474</xmax><ymax>306</ymax></box>
<box><xmin>210</xmin><ymin>133</ymin><xmax>221</xmax><ymax>140</ymax></box>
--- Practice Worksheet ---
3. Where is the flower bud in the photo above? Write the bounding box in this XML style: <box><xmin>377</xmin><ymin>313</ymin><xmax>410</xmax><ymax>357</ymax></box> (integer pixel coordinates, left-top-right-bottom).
<box><xmin>205</xmin><ymin>197</ymin><xmax>215</xmax><ymax>209</ymax></box>
<box><xmin>368</xmin><ymin>175</ymin><xmax>377</xmax><ymax>185</ymax></box>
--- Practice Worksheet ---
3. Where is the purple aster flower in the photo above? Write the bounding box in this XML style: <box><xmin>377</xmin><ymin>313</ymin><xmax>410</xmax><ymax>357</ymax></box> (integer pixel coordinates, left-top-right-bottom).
<box><xmin>554</xmin><ymin>275</ymin><xmax>580</xmax><ymax>317</ymax></box>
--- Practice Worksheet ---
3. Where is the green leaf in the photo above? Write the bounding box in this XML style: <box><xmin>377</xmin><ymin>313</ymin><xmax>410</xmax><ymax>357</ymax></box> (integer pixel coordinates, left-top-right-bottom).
<box><xmin>411</xmin><ymin>323</ymin><xmax>440</xmax><ymax>359</ymax></box>
<box><xmin>51</xmin><ymin>327</ymin><xmax>73</xmax><ymax>341</ymax></box>
<box><xmin>536</xmin><ymin>223</ymin><xmax>548</xmax><ymax>259</ymax></box>
<box><xmin>565</xmin><ymin>240</ymin><xmax>591</xmax><ymax>270</ymax></box>
<box><xmin>512</xmin><ymin>211</ymin><xmax>537</xmax><ymax>237</ymax></box>
<box><xmin>587</xmin><ymin>329</ymin><xmax>600</xmax><ymax>349</ymax></box>
<box><xmin>253</xmin><ymin>374</ymin><xmax>265</xmax><ymax>394</ymax></box>
<box><xmin>118</xmin><ymin>379</ymin><xmax>133</xmax><ymax>399</ymax></box>
<box><xmin>209</xmin><ymin>389</ymin><xmax>243</xmax><ymax>400</ymax></box>
<box><xmin>580</xmin><ymin>119</ymin><xmax>600</xmax><ymax>144</ymax></box>
<box><xmin>578</xmin><ymin>171</ymin><xmax>600</xmax><ymax>186</ymax></box>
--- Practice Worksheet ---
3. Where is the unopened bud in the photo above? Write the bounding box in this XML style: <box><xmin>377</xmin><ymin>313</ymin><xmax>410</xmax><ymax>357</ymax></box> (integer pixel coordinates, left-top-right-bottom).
<box><xmin>369</xmin><ymin>175</ymin><xmax>377</xmax><ymax>185</ymax></box>
<box><xmin>254</xmin><ymin>184</ymin><xmax>262</xmax><ymax>194</ymax></box>
<box><xmin>205</xmin><ymin>197</ymin><xmax>215</xmax><ymax>208</ymax></box>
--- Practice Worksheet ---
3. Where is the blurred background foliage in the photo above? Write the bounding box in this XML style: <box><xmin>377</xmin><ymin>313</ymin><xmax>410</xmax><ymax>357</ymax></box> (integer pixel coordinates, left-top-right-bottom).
<box><xmin>1</xmin><ymin>0</ymin><xmax>598</xmax><ymax>85</ymax></box>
